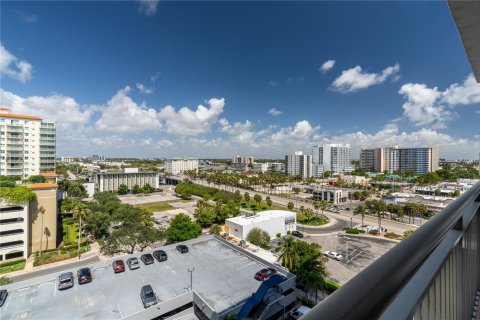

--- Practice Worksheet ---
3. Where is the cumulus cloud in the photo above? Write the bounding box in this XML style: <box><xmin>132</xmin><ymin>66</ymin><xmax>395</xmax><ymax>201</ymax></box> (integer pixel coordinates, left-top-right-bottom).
<box><xmin>95</xmin><ymin>86</ymin><xmax>162</xmax><ymax>132</ymax></box>
<box><xmin>158</xmin><ymin>98</ymin><xmax>225</xmax><ymax>135</ymax></box>
<box><xmin>268</xmin><ymin>108</ymin><xmax>282</xmax><ymax>116</ymax></box>
<box><xmin>136</xmin><ymin>83</ymin><xmax>153</xmax><ymax>94</ymax></box>
<box><xmin>137</xmin><ymin>0</ymin><xmax>160</xmax><ymax>16</ymax></box>
<box><xmin>399</xmin><ymin>74</ymin><xmax>480</xmax><ymax>128</ymax></box>
<box><xmin>319</xmin><ymin>59</ymin><xmax>335</xmax><ymax>74</ymax></box>
<box><xmin>331</xmin><ymin>63</ymin><xmax>400</xmax><ymax>93</ymax></box>
<box><xmin>0</xmin><ymin>44</ymin><xmax>33</xmax><ymax>83</ymax></box>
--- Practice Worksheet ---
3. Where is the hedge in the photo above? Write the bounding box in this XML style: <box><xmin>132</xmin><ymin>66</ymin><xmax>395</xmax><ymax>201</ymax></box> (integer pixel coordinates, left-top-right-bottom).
<box><xmin>324</xmin><ymin>279</ymin><xmax>341</xmax><ymax>293</ymax></box>
<box><xmin>0</xmin><ymin>259</ymin><xmax>26</xmax><ymax>268</ymax></box>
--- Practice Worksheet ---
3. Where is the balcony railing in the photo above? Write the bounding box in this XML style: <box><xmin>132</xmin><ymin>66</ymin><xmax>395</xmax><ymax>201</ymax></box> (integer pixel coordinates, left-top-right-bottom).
<box><xmin>302</xmin><ymin>182</ymin><xmax>480</xmax><ymax>320</ymax></box>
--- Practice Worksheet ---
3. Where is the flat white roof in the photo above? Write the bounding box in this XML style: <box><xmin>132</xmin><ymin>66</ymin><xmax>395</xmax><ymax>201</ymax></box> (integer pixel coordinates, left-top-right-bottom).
<box><xmin>227</xmin><ymin>210</ymin><xmax>295</xmax><ymax>226</ymax></box>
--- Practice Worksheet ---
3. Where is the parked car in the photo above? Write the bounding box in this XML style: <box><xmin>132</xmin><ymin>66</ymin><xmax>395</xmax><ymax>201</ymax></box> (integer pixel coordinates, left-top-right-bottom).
<box><xmin>141</xmin><ymin>253</ymin><xmax>154</xmax><ymax>265</ymax></box>
<box><xmin>290</xmin><ymin>306</ymin><xmax>312</xmax><ymax>319</ymax></box>
<box><xmin>140</xmin><ymin>285</ymin><xmax>158</xmax><ymax>308</ymax></box>
<box><xmin>291</xmin><ymin>230</ymin><xmax>304</xmax><ymax>238</ymax></box>
<box><xmin>77</xmin><ymin>267</ymin><xmax>92</xmax><ymax>284</ymax></box>
<box><xmin>112</xmin><ymin>260</ymin><xmax>125</xmax><ymax>273</ymax></box>
<box><xmin>324</xmin><ymin>251</ymin><xmax>343</xmax><ymax>261</ymax></box>
<box><xmin>58</xmin><ymin>272</ymin><xmax>74</xmax><ymax>290</ymax></box>
<box><xmin>153</xmin><ymin>250</ymin><xmax>168</xmax><ymax>262</ymax></box>
<box><xmin>176</xmin><ymin>245</ymin><xmax>189</xmax><ymax>253</ymax></box>
<box><xmin>254</xmin><ymin>268</ymin><xmax>277</xmax><ymax>281</ymax></box>
<box><xmin>0</xmin><ymin>289</ymin><xmax>8</xmax><ymax>307</ymax></box>
<box><xmin>391</xmin><ymin>214</ymin><xmax>400</xmax><ymax>221</ymax></box>
<box><xmin>127</xmin><ymin>257</ymin><xmax>140</xmax><ymax>270</ymax></box>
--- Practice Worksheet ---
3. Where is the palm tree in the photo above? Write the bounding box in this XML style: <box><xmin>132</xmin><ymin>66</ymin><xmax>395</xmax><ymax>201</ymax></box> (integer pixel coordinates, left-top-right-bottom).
<box><xmin>253</xmin><ymin>194</ymin><xmax>262</xmax><ymax>210</ymax></box>
<box><xmin>72</xmin><ymin>202</ymin><xmax>92</xmax><ymax>257</ymax></box>
<box><xmin>38</xmin><ymin>205</ymin><xmax>46</xmax><ymax>256</ymax></box>
<box><xmin>277</xmin><ymin>236</ymin><xmax>298</xmax><ymax>271</ymax></box>
<box><xmin>68</xmin><ymin>181</ymin><xmax>87</xmax><ymax>199</ymax></box>
<box><xmin>318</xmin><ymin>200</ymin><xmax>328</xmax><ymax>219</ymax></box>
<box><xmin>353</xmin><ymin>205</ymin><xmax>367</xmax><ymax>227</ymax></box>
<box><xmin>313</xmin><ymin>201</ymin><xmax>320</xmax><ymax>217</ymax></box>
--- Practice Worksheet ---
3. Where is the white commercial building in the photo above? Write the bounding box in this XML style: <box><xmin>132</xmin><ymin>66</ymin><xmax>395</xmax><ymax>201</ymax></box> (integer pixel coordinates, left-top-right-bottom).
<box><xmin>94</xmin><ymin>171</ymin><xmax>159</xmax><ymax>192</ymax></box>
<box><xmin>0</xmin><ymin>202</ymin><xmax>29</xmax><ymax>261</ymax></box>
<box><xmin>312</xmin><ymin>144</ymin><xmax>353</xmax><ymax>176</ymax></box>
<box><xmin>225</xmin><ymin>210</ymin><xmax>296</xmax><ymax>240</ymax></box>
<box><xmin>0</xmin><ymin>109</ymin><xmax>56</xmax><ymax>178</ymax></box>
<box><xmin>164</xmin><ymin>158</ymin><xmax>199</xmax><ymax>175</ymax></box>
<box><xmin>285</xmin><ymin>151</ymin><xmax>312</xmax><ymax>178</ymax></box>
<box><xmin>267</xmin><ymin>162</ymin><xmax>284</xmax><ymax>172</ymax></box>
<box><xmin>311</xmin><ymin>186</ymin><xmax>346</xmax><ymax>204</ymax></box>
<box><xmin>252</xmin><ymin>163</ymin><xmax>268</xmax><ymax>173</ymax></box>
<box><xmin>232</xmin><ymin>155</ymin><xmax>255</xmax><ymax>164</ymax></box>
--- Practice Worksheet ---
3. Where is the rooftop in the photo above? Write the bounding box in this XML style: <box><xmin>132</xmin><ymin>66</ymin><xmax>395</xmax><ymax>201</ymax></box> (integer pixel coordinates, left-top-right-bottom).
<box><xmin>41</xmin><ymin>173</ymin><xmax>59</xmax><ymax>177</ymax></box>
<box><xmin>0</xmin><ymin>112</ymin><xmax>42</xmax><ymax>121</ymax></box>
<box><xmin>227</xmin><ymin>210</ymin><xmax>295</xmax><ymax>226</ymax></box>
<box><xmin>27</xmin><ymin>183</ymin><xmax>58</xmax><ymax>189</ymax></box>
<box><xmin>1</xmin><ymin>236</ymin><xmax>287</xmax><ymax>319</ymax></box>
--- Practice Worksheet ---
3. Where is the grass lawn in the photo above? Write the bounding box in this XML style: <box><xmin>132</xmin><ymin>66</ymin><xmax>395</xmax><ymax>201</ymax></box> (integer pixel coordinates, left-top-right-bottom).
<box><xmin>134</xmin><ymin>200</ymin><xmax>192</xmax><ymax>213</ymax></box>
<box><xmin>296</xmin><ymin>212</ymin><xmax>329</xmax><ymax>226</ymax></box>
<box><xmin>62</xmin><ymin>221</ymin><xmax>79</xmax><ymax>246</ymax></box>
<box><xmin>0</xmin><ymin>259</ymin><xmax>26</xmax><ymax>275</ymax></box>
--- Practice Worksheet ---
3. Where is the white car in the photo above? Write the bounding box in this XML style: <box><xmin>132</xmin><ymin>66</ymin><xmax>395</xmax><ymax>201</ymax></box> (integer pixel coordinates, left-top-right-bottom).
<box><xmin>324</xmin><ymin>251</ymin><xmax>343</xmax><ymax>261</ymax></box>
<box><xmin>290</xmin><ymin>306</ymin><xmax>312</xmax><ymax>319</ymax></box>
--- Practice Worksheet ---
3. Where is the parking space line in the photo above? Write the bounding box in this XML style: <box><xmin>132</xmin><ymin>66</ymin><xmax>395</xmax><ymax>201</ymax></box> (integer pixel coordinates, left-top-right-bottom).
<box><xmin>3</xmin><ymin>290</ymin><xmax>13</xmax><ymax>311</ymax></box>
<box><xmin>117</xmin><ymin>304</ymin><xmax>124</xmax><ymax>318</ymax></box>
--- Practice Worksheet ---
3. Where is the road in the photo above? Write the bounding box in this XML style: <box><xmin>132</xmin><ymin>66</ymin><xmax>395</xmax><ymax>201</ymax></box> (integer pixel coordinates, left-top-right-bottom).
<box><xmin>9</xmin><ymin>256</ymin><xmax>100</xmax><ymax>283</ymax></box>
<box><xmin>192</xmin><ymin>178</ymin><xmax>418</xmax><ymax>235</ymax></box>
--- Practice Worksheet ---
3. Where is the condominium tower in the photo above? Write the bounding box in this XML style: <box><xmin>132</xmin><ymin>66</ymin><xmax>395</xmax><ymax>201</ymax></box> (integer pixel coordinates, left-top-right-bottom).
<box><xmin>360</xmin><ymin>146</ymin><xmax>440</xmax><ymax>174</ymax></box>
<box><xmin>164</xmin><ymin>158</ymin><xmax>199</xmax><ymax>175</ymax></box>
<box><xmin>285</xmin><ymin>151</ymin><xmax>312</xmax><ymax>178</ymax></box>
<box><xmin>0</xmin><ymin>109</ymin><xmax>56</xmax><ymax>178</ymax></box>
<box><xmin>312</xmin><ymin>144</ymin><xmax>353</xmax><ymax>176</ymax></box>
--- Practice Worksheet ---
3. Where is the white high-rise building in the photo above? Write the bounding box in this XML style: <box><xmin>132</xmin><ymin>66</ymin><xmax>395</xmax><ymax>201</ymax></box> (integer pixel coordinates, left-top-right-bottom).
<box><xmin>285</xmin><ymin>151</ymin><xmax>312</xmax><ymax>178</ymax></box>
<box><xmin>164</xmin><ymin>158</ymin><xmax>199</xmax><ymax>175</ymax></box>
<box><xmin>0</xmin><ymin>109</ymin><xmax>56</xmax><ymax>178</ymax></box>
<box><xmin>312</xmin><ymin>144</ymin><xmax>353</xmax><ymax>176</ymax></box>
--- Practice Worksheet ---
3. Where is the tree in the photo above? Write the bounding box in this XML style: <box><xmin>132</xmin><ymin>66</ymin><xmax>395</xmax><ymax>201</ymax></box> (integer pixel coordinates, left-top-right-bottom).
<box><xmin>209</xmin><ymin>224</ymin><xmax>222</xmax><ymax>236</ymax></box>
<box><xmin>453</xmin><ymin>189</ymin><xmax>461</xmax><ymax>197</ymax></box>
<box><xmin>287</xmin><ymin>202</ymin><xmax>294</xmax><ymax>210</ymax></box>
<box><xmin>234</xmin><ymin>190</ymin><xmax>242</xmax><ymax>203</ymax></box>
<box><xmin>317</xmin><ymin>200</ymin><xmax>328</xmax><ymax>219</ymax></box>
<box><xmin>244</xmin><ymin>192</ymin><xmax>250</xmax><ymax>202</ymax></box>
<box><xmin>278</xmin><ymin>236</ymin><xmax>298</xmax><ymax>271</ymax></box>
<box><xmin>71</xmin><ymin>202</ymin><xmax>92</xmax><ymax>256</ymax></box>
<box><xmin>353</xmin><ymin>205</ymin><xmax>367</xmax><ymax>227</ymax></box>
<box><xmin>166</xmin><ymin>213</ymin><xmax>202</xmax><ymax>243</ymax></box>
<box><xmin>293</xmin><ymin>241</ymin><xmax>328</xmax><ymax>301</ymax></box>
<box><xmin>67</xmin><ymin>181</ymin><xmax>88</xmax><ymax>198</ymax></box>
<box><xmin>253</xmin><ymin>194</ymin><xmax>262</xmax><ymax>210</ymax></box>
<box><xmin>101</xmin><ymin>224</ymin><xmax>165</xmax><ymax>255</ymax></box>
<box><xmin>85</xmin><ymin>211</ymin><xmax>111</xmax><ymax>239</ymax></box>
<box><xmin>142</xmin><ymin>183</ymin><xmax>153</xmax><ymax>194</ymax></box>
<box><xmin>117</xmin><ymin>184</ymin><xmax>128</xmax><ymax>195</ymax></box>
<box><xmin>0</xmin><ymin>186</ymin><xmax>37</xmax><ymax>204</ymax></box>
<box><xmin>246</xmin><ymin>227</ymin><xmax>271</xmax><ymax>248</ymax></box>
<box><xmin>266</xmin><ymin>196</ymin><xmax>272</xmax><ymax>208</ymax></box>
<box><xmin>132</xmin><ymin>185</ymin><xmax>142</xmax><ymax>194</ymax></box>
<box><xmin>434</xmin><ymin>188</ymin><xmax>441</xmax><ymax>197</ymax></box>
<box><xmin>194</xmin><ymin>200</ymin><xmax>217</xmax><ymax>225</ymax></box>
<box><xmin>27</xmin><ymin>175</ymin><xmax>46</xmax><ymax>183</ymax></box>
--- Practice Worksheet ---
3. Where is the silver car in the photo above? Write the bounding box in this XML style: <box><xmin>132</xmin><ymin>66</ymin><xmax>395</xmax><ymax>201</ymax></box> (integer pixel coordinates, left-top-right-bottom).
<box><xmin>324</xmin><ymin>251</ymin><xmax>344</xmax><ymax>261</ymax></box>
<box><xmin>58</xmin><ymin>272</ymin><xmax>74</xmax><ymax>290</ymax></box>
<box><xmin>127</xmin><ymin>257</ymin><xmax>140</xmax><ymax>270</ymax></box>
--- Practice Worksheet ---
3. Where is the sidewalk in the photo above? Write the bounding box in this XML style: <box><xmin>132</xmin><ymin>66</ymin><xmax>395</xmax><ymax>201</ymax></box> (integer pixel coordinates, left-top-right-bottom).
<box><xmin>6</xmin><ymin>242</ymin><xmax>102</xmax><ymax>278</ymax></box>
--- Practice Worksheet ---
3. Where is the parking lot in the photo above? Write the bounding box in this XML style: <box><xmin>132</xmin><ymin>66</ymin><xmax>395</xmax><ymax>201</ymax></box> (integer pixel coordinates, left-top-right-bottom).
<box><xmin>1</xmin><ymin>237</ymin><xmax>281</xmax><ymax>320</ymax></box>
<box><xmin>307</xmin><ymin>235</ymin><xmax>397</xmax><ymax>285</ymax></box>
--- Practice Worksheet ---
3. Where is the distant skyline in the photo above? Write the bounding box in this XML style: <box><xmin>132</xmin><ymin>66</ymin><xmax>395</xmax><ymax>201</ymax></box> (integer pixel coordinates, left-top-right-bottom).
<box><xmin>1</xmin><ymin>1</ymin><xmax>479</xmax><ymax>160</ymax></box>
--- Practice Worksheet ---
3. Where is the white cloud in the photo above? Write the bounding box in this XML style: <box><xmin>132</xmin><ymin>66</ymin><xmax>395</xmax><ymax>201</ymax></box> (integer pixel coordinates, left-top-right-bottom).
<box><xmin>0</xmin><ymin>89</ymin><xmax>93</xmax><ymax>130</ymax></box>
<box><xmin>268</xmin><ymin>108</ymin><xmax>282</xmax><ymax>116</ymax></box>
<box><xmin>268</xmin><ymin>80</ymin><xmax>279</xmax><ymax>87</ymax></box>
<box><xmin>14</xmin><ymin>10</ymin><xmax>38</xmax><ymax>23</ymax></box>
<box><xmin>399</xmin><ymin>74</ymin><xmax>480</xmax><ymax>128</ymax></box>
<box><xmin>0</xmin><ymin>44</ymin><xmax>33</xmax><ymax>83</ymax></box>
<box><xmin>137</xmin><ymin>0</ymin><xmax>160</xmax><ymax>16</ymax></box>
<box><xmin>136</xmin><ymin>83</ymin><xmax>153</xmax><ymax>94</ymax></box>
<box><xmin>150</xmin><ymin>72</ymin><xmax>161</xmax><ymax>82</ymax></box>
<box><xmin>95</xmin><ymin>86</ymin><xmax>162</xmax><ymax>132</ymax></box>
<box><xmin>158</xmin><ymin>98</ymin><xmax>225</xmax><ymax>136</ymax></box>
<box><xmin>331</xmin><ymin>63</ymin><xmax>400</xmax><ymax>93</ymax></box>
<box><xmin>319</xmin><ymin>59</ymin><xmax>335</xmax><ymax>74</ymax></box>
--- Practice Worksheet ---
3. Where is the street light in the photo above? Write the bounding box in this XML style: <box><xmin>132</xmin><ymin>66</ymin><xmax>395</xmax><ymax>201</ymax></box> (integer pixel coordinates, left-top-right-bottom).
<box><xmin>188</xmin><ymin>267</ymin><xmax>195</xmax><ymax>291</ymax></box>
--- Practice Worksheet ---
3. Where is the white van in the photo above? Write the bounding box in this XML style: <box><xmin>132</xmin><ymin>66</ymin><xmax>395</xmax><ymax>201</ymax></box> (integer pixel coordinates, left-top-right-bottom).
<box><xmin>290</xmin><ymin>306</ymin><xmax>312</xmax><ymax>319</ymax></box>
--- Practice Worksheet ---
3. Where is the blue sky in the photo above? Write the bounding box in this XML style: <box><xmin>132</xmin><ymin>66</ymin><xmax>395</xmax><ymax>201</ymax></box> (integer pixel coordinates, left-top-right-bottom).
<box><xmin>1</xmin><ymin>1</ymin><xmax>479</xmax><ymax>159</ymax></box>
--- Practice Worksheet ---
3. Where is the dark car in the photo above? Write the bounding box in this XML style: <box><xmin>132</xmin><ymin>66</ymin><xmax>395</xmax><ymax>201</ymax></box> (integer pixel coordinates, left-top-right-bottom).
<box><xmin>127</xmin><ymin>257</ymin><xmax>140</xmax><ymax>270</ymax></box>
<box><xmin>58</xmin><ymin>272</ymin><xmax>74</xmax><ymax>290</ymax></box>
<box><xmin>77</xmin><ymin>267</ymin><xmax>92</xmax><ymax>284</ymax></box>
<box><xmin>176</xmin><ymin>245</ymin><xmax>189</xmax><ymax>253</ymax></box>
<box><xmin>141</xmin><ymin>253</ymin><xmax>154</xmax><ymax>265</ymax></box>
<box><xmin>153</xmin><ymin>250</ymin><xmax>168</xmax><ymax>262</ymax></box>
<box><xmin>112</xmin><ymin>259</ymin><xmax>126</xmax><ymax>273</ymax></box>
<box><xmin>254</xmin><ymin>267</ymin><xmax>277</xmax><ymax>281</ymax></box>
<box><xmin>291</xmin><ymin>231</ymin><xmax>304</xmax><ymax>238</ymax></box>
<box><xmin>140</xmin><ymin>285</ymin><xmax>158</xmax><ymax>308</ymax></box>
<box><xmin>0</xmin><ymin>289</ymin><xmax>8</xmax><ymax>307</ymax></box>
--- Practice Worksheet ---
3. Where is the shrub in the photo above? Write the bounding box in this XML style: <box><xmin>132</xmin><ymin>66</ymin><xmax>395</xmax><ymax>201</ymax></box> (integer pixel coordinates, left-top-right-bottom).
<box><xmin>384</xmin><ymin>232</ymin><xmax>403</xmax><ymax>240</ymax></box>
<box><xmin>0</xmin><ymin>259</ymin><xmax>26</xmax><ymax>268</ymax></box>
<box><xmin>287</xmin><ymin>230</ymin><xmax>291</xmax><ymax>235</ymax></box>
<box><xmin>247</xmin><ymin>227</ymin><xmax>271</xmax><ymax>248</ymax></box>
<box><xmin>276</xmin><ymin>233</ymin><xmax>281</xmax><ymax>238</ymax></box>
<box><xmin>324</xmin><ymin>279</ymin><xmax>341</xmax><ymax>294</ymax></box>
<box><xmin>345</xmin><ymin>228</ymin><xmax>359</xmax><ymax>234</ymax></box>
<box><xmin>369</xmin><ymin>230</ymin><xmax>379</xmax><ymax>236</ymax></box>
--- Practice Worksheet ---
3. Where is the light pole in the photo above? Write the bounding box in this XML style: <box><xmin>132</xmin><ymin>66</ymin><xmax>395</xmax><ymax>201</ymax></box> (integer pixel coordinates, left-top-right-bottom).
<box><xmin>350</xmin><ymin>217</ymin><xmax>353</xmax><ymax>229</ymax></box>
<box><xmin>188</xmin><ymin>267</ymin><xmax>195</xmax><ymax>291</ymax></box>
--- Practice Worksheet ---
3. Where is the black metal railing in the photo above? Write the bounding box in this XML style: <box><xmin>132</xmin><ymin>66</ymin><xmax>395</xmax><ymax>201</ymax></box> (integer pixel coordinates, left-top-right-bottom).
<box><xmin>302</xmin><ymin>182</ymin><xmax>480</xmax><ymax>320</ymax></box>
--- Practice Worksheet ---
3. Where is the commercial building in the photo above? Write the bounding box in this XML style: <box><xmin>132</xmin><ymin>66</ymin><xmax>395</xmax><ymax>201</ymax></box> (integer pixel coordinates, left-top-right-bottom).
<box><xmin>309</xmin><ymin>186</ymin><xmax>348</xmax><ymax>205</ymax></box>
<box><xmin>0</xmin><ymin>108</ymin><xmax>56</xmax><ymax>178</ymax></box>
<box><xmin>285</xmin><ymin>151</ymin><xmax>312</xmax><ymax>178</ymax></box>
<box><xmin>0</xmin><ymin>183</ymin><xmax>58</xmax><ymax>261</ymax></box>
<box><xmin>1</xmin><ymin>236</ymin><xmax>298</xmax><ymax>320</ymax></box>
<box><xmin>252</xmin><ymin>163</ymin><xmax>268</xmax><ymax>173</ymax></box>
<box><xmin>360</xmin><ymin>146</ymin><xmax>440</xmax><ymax>174</ymax></box>
<box><xmin>225</xmin><ymin>210</ymin><xmax>297</xmax><ymax>240</ymax></box>
<box><xmin>164</xmin><ymin>158</ymin><xmax>199</xmax><ymax>175</ymax></box>
<box><xmin>312</xmin><ymin>144</ymin><xmax>353</xmax><ymax>176</ymax></box>
<box><xmin>232</xmin><ymin>155</ymin><xmax>255</xmax><ymax>164</ymax></box>
<box><xmin>267</xmin><ymin>162</ymin><xmax>284</xmax><ymax>172</ymax></box>
<box><xmin>94</xmin><ymin>170</ymin><xmax>159</xmax><ymax>193</ymax></box>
